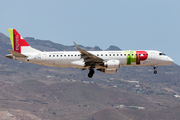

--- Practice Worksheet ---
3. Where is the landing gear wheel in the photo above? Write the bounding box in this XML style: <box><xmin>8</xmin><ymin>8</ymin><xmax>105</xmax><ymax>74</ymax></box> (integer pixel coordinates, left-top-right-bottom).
<box><xmin>153</xmin><ymin>66</ymin><xmax>158</xmax><ymax>74</ymax></box>
<box><xmin>88</xmin><ymin>69</ymin><xmax>94</xmax><ymax>78</ymax></box>
<box><xmin>88</xmin><ymin>73</ymin><xmax>93</xmax><ymax>78</ymax></box>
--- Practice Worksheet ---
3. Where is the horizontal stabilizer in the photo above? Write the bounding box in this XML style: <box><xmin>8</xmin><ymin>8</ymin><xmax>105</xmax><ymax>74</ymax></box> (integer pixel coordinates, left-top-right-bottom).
<box><xmin>8</xmin><ymin>50</ymin><xmax>27</xmax><ymax>57</ymax></box>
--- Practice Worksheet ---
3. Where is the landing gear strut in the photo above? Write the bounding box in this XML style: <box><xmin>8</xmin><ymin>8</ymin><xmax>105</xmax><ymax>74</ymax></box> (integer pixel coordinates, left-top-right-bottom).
<box><xmin>88</xmin><ymin>69</ymin><xmax>94</xmax><ymax>78</ymax></box>
<box><xmin>153</xmin><ymin>66</ymin><xmax>157</xmax><ymax>74</ymax></box>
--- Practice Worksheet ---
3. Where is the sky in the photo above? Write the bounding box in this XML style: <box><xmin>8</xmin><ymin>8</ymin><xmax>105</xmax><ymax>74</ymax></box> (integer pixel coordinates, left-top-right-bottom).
<box><xmin>0</xmin><ymin>0</ymin><xmax>180</xmax><ymax>65</ymax></box>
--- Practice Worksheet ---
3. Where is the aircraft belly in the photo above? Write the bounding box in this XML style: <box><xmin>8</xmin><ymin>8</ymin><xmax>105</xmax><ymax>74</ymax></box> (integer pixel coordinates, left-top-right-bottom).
<box><xmin>44</xmin><ymin>58</ymin><xmax>82</xmax><ymax>68</ymax></box>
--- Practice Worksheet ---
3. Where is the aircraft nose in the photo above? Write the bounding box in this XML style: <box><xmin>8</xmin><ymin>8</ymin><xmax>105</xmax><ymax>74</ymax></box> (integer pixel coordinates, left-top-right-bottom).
<box><xmin>168</xmin><ymin>57</ymin><xmax>174</xmax><ymax>64</ymax></box>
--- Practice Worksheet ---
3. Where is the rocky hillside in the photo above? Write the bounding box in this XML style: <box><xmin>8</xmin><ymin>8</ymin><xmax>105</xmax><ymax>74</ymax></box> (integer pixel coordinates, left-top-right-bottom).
<box><xmin>0</xmin><ymin>33</ymin><xmax>180</xmax><ymax>120</ymax></box>
<box><xmin>105</xmin><ymin>45</ymin><xmax>121</xmax><ymax>51</ymax></box>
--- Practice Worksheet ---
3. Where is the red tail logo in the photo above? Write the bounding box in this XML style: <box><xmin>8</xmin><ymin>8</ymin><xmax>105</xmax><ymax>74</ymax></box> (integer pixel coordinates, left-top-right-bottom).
<box><xmin>13</xmin><ymin>29</ymin><xmax>29</xmax><ymax>53</ymax></box>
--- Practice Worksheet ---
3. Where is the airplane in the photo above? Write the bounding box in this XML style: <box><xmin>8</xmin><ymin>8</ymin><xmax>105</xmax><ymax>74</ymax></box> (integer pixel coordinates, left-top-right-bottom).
<box><xmin>6</xmin><ymin>28</ymin><xmax>174</xmax><ymax>78</ymax></box>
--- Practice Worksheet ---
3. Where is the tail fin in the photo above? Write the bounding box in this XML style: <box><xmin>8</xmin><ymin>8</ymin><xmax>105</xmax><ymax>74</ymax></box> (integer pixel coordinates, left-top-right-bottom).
<box><xmin>8</xmin><ymin>28</ymin><xmax>41</xmax><ymax>54</ymax></box>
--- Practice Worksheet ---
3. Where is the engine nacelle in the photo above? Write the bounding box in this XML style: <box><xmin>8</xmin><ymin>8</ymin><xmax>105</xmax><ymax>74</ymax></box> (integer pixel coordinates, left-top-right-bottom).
<box><xmin>71</xmin><ymin>61</ymin><xmax>85</xmax><ymax>67</ymax></box>
<box><xmin>104</xmin><ymin>60</ymin><xmax>120</xmax><ymax>69</ymax></box>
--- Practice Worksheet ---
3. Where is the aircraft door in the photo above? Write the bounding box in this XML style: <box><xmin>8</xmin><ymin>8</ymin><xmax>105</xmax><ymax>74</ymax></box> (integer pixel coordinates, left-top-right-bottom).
<box><xmin>150</xmin><ymin>52</ymin><xmax>156</xmax><ymax>64</ymax></box>
<box><xmin>151</xmin><ymin>52</ymin><xmax>155</xmax><ymax>60</ymax></box>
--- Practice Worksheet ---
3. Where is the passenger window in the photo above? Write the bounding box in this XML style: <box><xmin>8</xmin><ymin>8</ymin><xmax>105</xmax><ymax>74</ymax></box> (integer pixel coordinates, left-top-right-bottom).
<box><xmin>105</xmin><ymin>54</ymin><xmax>107</xmax><ymax>56</ymax></box>
<box><xmin>75</xmin><ymin>55</ymin><xmax>77</xmax><ymax>56</ymax></box>
<box><xmin>101</xmin><ymin>54</ymin><xmax>103</xmax><ymax>56</ymax></box>
<box><xmin>49</xmin><ymin>55</ymin><xmax>51</xmax><ymax>57</ymax></box>
<box><xmin>57</xmin><ymin>55</ymin><xmax>59</xmax><ymax>57</ymax></box>
<box><xmin>109</xmin><ymin>54</ymin><xmax>111</xmax><ymax>56</ymax></box>
<box><xmin>132</xmin><ymin>54</ymin><xmax>133</xmax><ymax>56</ymax></box>
<box><xmin>124</xmin><ymin>54</ymin><xmax>126</xmax><ymax>56</ymax></box>
<box><xmin>64</xmin><ymin>55</ymin><xmax>66</xmax><ymax>57</ymax></box>
<box><xmin>53</xmin><ymin>55</ymin><xmax>55</xmax><ymax>57</ymax></box>
<box><xmin>121</xmin><ymin>54</ymin><xmax>122</xmax><ymax>56</ymax></box>
<box><xmin>68</xmin><ymin>55</ymin><xmax>70</xmax><ymax>57</ymax></box>
<box><xmin>117</xmin><ymin>54</ymin><xmax>119</xmax><ymax>56</ymax></box>
<box><xmin>61</xmin><ymin>55</ymin><xmax>62</xmax><ymax>57</ymax></box>
<box><xmin>97</xmin><ymin>54</ymin><xmax>99</xmax><ymax>56</ymax></box>
<box><xmin>113</xmin><ymin>54</ymin><xmax>115</xmax><ymax>56</ymax></box>
<box><xmin>78</xmin><ymin>55</ymin><xmax>80</xmax><ymax>56</ymax></box>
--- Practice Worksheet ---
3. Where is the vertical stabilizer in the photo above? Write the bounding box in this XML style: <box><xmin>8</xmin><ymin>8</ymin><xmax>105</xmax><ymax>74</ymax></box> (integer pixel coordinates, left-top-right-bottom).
<box><xmin>8</xmin><ymin>28</ymin><xmax>41</xmax><ymax>54</ymax></box>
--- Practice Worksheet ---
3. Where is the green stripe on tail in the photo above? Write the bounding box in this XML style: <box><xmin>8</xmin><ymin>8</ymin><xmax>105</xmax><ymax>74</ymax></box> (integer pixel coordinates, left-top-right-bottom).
<box><xmin>8</xmin><ymin>29</ymin><xmax>14</xmax><ymax>50</ymax></box>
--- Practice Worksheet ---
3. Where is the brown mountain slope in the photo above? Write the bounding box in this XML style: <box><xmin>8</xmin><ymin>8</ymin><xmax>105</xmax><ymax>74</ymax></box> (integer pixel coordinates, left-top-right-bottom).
<box><xmin>92</xmin><ymin>108</ymin><xmax>129</xmax><ymax>120</ymax></box>
<box><xmin>0</xmin><ymin>32</ymin><xmax>180</xmax><ymax>120</ymax></box>
<box><xmin>0</xmin><ymin>80</ymin><xmax>175</xmax><ymax>120</ymax></box>
<box><xmin>92</xmin><ymin>105</ymin><xmax>180</xmax><ymax>120</ymax></box>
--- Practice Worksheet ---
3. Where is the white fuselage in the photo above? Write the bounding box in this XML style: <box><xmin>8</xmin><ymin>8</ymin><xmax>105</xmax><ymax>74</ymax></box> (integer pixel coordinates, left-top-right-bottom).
<box><xmin>14</xmin><ymin>50</ymin><xmax>174</xmax><ymax>69</ymax></box>
<box><xmin>7</xmin><ymin>28</ymin><xmax>174</xmax><ymax>77</ymax></box>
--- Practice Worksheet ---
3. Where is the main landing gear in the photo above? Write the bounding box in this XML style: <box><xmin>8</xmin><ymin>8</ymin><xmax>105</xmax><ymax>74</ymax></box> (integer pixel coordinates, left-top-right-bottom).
<box><xmin>153</xmin><ymin>66</ymin><xmax>157</xmax><ymax>74</ymax></box>
<box><xmin>88</xmin><ymin>69</ymin><xmax>94</xmax><ymax>78</ymax></box>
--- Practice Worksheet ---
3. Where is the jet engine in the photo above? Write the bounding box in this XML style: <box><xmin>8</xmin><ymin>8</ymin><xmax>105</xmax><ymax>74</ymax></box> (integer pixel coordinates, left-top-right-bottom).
<box><xmin>104</xmin><ymin>60</ymin><xmax>120</xmax><ymax>69</ymax></box>
<box><xmin>71</xmin><ymin>61</ymin><xmax>85</xmax><ymax>67</ymax></box>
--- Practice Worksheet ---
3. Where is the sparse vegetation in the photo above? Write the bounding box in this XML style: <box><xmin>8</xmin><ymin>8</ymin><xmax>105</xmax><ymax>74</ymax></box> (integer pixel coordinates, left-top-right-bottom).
<box><xmin>0</xmin><ymin>33</ymin><xmax>180</xmax><ymax>120</ymax></box>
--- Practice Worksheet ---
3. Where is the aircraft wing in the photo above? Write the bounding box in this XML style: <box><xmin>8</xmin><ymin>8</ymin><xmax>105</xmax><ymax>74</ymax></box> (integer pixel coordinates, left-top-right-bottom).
<box><xmin>73</xmin><ymin>42</ymin><xmax>104</xmax><ymax>63</ymax></box>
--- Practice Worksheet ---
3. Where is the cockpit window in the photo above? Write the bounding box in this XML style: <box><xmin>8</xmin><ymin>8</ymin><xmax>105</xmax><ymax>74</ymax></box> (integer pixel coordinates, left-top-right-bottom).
<box><xmin>159</xmin><ymin>53</ymin><xmax>166</xmax><ymax>56</ymax></box>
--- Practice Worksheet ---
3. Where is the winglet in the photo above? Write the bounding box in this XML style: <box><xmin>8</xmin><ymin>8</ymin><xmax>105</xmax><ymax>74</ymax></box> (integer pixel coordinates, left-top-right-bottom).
<box><xmin>73</xmin><ymin>41</ymin><xmax>81</xmax><ymax>51</ymax></box>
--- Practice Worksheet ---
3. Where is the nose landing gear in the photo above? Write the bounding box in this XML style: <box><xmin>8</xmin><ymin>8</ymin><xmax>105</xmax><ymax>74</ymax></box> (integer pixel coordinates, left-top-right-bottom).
<box><xmin>88</xmin><ymin>69</ymin><xmax>94</xmax><ymax>78</ymax></box>
<box><xmin>153</xmin><ymin>66</ymin><xmax>157</xmax><ymax>74</ymax></box>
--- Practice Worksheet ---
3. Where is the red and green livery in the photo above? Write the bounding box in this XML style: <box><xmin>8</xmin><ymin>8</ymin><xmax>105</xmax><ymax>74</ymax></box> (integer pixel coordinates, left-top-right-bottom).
<box><xmin>124</xmin><ymin>51</ymin><xmax>148</xmax><ymax>65</ymax></box>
